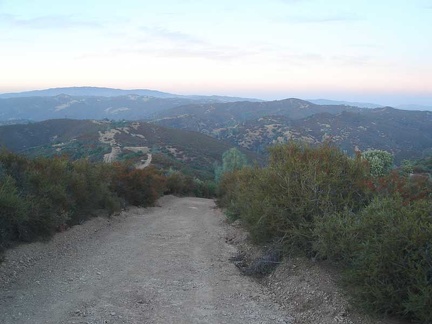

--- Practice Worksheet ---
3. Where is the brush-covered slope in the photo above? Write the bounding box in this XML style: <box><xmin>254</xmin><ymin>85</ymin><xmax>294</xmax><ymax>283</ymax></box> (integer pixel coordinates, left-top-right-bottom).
<box><xmin>152</xmin><ymin>98</ymin><xmax>362</xmax><ymax>133</ymax></box>
<box><xmin>0</xmin><ymin>119</ymin><xmax>258</xmax><ymax>179</ymax></box>
<box><xmin>214</xmin><ymin>108</ymin><xmax>432</xmax><ymax>163</ymax></box>
<box><xmin>153</xmin><ymin>101</ymin><xmax>432</xmax><ymax>163</ymax></box>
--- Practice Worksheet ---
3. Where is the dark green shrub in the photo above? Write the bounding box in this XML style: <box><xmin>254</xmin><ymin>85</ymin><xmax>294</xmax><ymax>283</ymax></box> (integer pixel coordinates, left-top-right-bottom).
<box><xmin>112</xmin><ymin>164</ymin><xmax>166</xmax><ymax>206</ymax></box>
<box><xmin>0</xmin><ymin>175</ymin><xmax>29</xmax><ymax>248</ymax></box>
<box><xmin>165</xmin><ymin>170</ymin><xmax>190</xmax><ymax>196</ymax></box>
<box><xmin>68</xmin><ymin>160</ymin><xmax>121</xmax><ymax>223</ymax></box>
<box><xmin>314</xmin><ymin>197</ymin><xmax>432</xmax><ymax>321</ymax></box>
<box><xmin>218</xmin><ymin>142</ymin><xmax>432</xmax><ymax>322</ymax></box>
<box><xmin>219</xmin><ymin>142</ymin><xmax>371</xmax><ymax>252</ymax></box>
<box><xmin>165</xmin><ymin>169</ymin><xmax>216</xmax><ymax>198</ymax></box>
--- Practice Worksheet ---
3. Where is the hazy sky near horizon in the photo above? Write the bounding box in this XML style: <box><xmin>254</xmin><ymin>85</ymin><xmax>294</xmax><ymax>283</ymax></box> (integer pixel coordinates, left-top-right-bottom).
<box><xmin>1</xmin><ymin>0</ymin><xmax>431</xmax><ymax>106</ymax></box>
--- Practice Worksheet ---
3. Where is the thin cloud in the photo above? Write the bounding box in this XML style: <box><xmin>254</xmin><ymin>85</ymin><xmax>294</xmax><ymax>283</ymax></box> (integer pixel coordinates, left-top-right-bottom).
<box><xmin>131</xmin><ymin>26</ymin><xmax>258</xmax><ymax>61</ymax></box>
<box><xmin>77</xmin><ymin>40</ymin><xmax>259</xmax><ymax>62</ymax></box>
<box><xmin>113</xmin><ymin>44</ymin><xmax>258</xmax><ymax>61</ymax></box>
<box><xmin>282</xmin><ymin>13</ymin><xmax>362</xmax><ymax>24</ymax></box>
<box><xmin>279</xmin><ymin>52</ymin><xmax>324</xmax><ymax>65</ymax></box>
<box><xmin>0</xmin><ymin>14</ymin><xmax>102</xmax><ymax>29</ymax></box>
<box><xmin>330</xmin><ymin>55</ymin><xmax>374</xmax><ymax>66</ymax></box>
<box><xmin>140</xmin><ymin>27</ymin><xmax>204</xmax><ymax>45</ymax></box>
<box><xmin>277</xmin><ymin>0</ymin><xmax>312</xmax><ymax>3</ymax></box>
<box><xmin>277</xmin><ymin>13</ymin><xmax>362</xmax><ymax>24</ymax></box>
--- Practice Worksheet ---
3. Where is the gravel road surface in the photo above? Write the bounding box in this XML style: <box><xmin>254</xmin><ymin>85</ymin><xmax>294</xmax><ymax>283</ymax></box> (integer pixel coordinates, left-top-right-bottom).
<box><xmin>0</xmin><ymin>196</ymin><xmax>291</xmax><ymax>324</ymax></box>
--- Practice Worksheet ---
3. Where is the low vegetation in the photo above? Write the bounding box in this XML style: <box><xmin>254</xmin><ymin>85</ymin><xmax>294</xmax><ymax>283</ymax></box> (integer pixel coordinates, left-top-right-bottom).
<box><xmin>0</xmin><ymin>150</ymin><xmax>214</xmax><ymax>255</ymax></box>
<box><xmin>217</xmin><ymin>142</ymin><xmax>432</xmax><ymax>322</ymax></box>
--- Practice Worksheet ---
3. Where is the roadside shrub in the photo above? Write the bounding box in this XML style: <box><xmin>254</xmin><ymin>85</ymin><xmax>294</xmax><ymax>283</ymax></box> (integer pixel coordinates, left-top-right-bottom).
<box><xmin>0</xmin><ymin>150</ymin><xmax>193</xmax><ymax>258</ymax></box>
<box><xmin>0</xmin><ymin>175</ymin><xmax>29</xmax><ymax>249</ymax></box>
<box><xmin>218</xmin><ymin>142</ymin><xmax>432</xmax><ymax>322</ymax></box>
<box><xmin>165</xmin><ymin>170</ymin><xmax>192</xmax><ymax>196</ymax></box>
<box><xmin>314</xmin><ymin>197</ymin><xmax>432</xmax><ymax>321</ymax></box>
<box><xmin>366</xmin><ymin>170</ymin><xmax>432</xmax><ymax>203</ymax></box>
<box><xmin>166</xmin><ymin>169</ymin><xmax>217</xmax><ymax>198</ymax></box>
<box><xmin>191</xmin><ymin>178</ymin><xmax>217</xmax><ymax>198</ymax></box>
<box><xmin>68</xmin><ymin>160</ymin><xmax>121</xmax><ymax>223</ymax></box>
<box><xmin>112</xmin><ymin>164</ymin><xmax>165</xmax><ymax>206</ymax></box>
<box><xmin>214</xmin><ymin>147</ymin><xmax>248</xmax><ymax>183</ymax></box>
<box><xmin>217</xmin><ymin>166</ymin><xmax>257</xmax><ymax>222</ymax></box>
<box><xmin>219</xmin><ymin>142</ymin><xmax>371</xmax><ymax>252</ymax></box>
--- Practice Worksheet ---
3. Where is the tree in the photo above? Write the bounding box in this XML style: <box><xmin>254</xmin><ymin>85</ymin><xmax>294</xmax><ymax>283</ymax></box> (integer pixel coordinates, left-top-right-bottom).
<box><xmin>361</xmin><ymin>149</ymin><xmax>393</xmax><ymax>177</ymax></box>
<box><xmin>215</xmin><ymin>148</ymin><xmax>248</xmax><ymax>182</ymax></box>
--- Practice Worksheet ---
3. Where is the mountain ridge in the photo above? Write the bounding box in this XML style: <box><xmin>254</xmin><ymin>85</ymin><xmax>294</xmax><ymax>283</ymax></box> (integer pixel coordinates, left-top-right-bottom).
<box><xmin>0</xmin><ymin>86</ymin><xmax>262</xmax><ymax>103</ymax></box>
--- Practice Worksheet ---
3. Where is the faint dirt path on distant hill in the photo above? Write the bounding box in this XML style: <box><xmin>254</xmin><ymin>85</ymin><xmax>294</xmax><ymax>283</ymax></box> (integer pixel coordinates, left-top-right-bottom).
<box><xmin>103</xmin><ymin>145</ymin><xmax>121</xmax><ymax>163</ymax></box>
<box><xmin>135</xmin><ymin>153</ymin><xmax>152</xmax><ymax>169</ymax></box>
<box><xmin>0</xmin><ymin>196</ymin><xmax>291</xmax><ymax>324</ymax></box>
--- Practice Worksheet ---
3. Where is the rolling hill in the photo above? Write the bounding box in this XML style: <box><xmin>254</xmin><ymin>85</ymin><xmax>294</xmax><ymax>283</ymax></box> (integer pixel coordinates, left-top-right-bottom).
<box><xmin>0</xmin><ymin>92</ymin><xmax>262</xmax><ymax>123</ymax></box>
<box><xmin>0</xmin><ymin>119</ymin><xmax>259</xmax><ymax>179</ymax></box>
<box><xmin>1</xmin><ymin>90</ymin><xmax>431</xmax><ymax>166</ymax></box>
<box><xmin>151</xmin><ymin>102</ymin><xmax>432</xmax><ymax>163</ymax></box>
<box><xmin>0</xmin><ymin>95</ymin><xmax>198</xmax><ymax>122</ymax></box>
<box><xmin>0</xmin><ymin>86</ymin><xmax>261</xmax><ymax>102</ymax></box>
<box><xmin>152</xmin><ymin>98</ymin><xmax>363</xmax><ymax>132</ymax></box>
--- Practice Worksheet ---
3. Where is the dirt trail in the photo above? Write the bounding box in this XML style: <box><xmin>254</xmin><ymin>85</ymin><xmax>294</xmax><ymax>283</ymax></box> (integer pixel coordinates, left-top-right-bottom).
<box><xmin>0</xmin><ymin>196</ymin><xmax>291</xmax><ymax>324</ymax></box>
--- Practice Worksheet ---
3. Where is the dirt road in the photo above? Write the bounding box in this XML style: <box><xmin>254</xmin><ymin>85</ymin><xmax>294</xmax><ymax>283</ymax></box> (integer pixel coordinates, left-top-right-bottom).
<box><xmin>0</xmin><ymin>196</ymin><xmax>291</xmax><ymax>324</ymax></box>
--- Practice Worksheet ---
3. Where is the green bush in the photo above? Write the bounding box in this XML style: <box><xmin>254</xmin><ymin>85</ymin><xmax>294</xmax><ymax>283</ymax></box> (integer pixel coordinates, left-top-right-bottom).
<box><xmin>112</xmin><ymin>164</ymin><xmax>166</xmax><ymax>206</ymax></box>
<box><xmin>219</xmin><ymin>142</ymin><xmax>371</xmax><ymax>252</ymax></box>
<box><xmin>0</xmin><ymin>175</ymin><xmax>29</xmax><ymax>248</ymax></box>
<box><xmin>214</xmin><ymin>147</ymin><xmax>248</xmax><ymax>183</ymax></box>
<box><xmin>0</xmin><ymin>150</ymin><xmax>169</xmax><ymax>252</ymax></box>
<box><xmin>165</xmin><ymin>169</ymin><xmax>216</xmax><ymax>198</ymax></box>
<box><xmin>314</xmin><ymin>197</ymin><xmax>432</xmax><ymax>321</ymax></box>
<box><xmin>217</xmin><ymin>142</ymin><xmax>432</xmax><ymax>322</ymax></box>
<box><xmin>362</xmin><ymin>149</ymin><xmax>394</xmax><ymax>177</ymax></box>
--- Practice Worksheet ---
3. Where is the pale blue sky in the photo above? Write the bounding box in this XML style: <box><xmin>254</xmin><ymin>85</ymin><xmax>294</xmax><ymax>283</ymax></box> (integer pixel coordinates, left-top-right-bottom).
<box><xmin>1</xmin><ymin>0</ymin><xmax>431</xmax><ymax>105</ymax></box>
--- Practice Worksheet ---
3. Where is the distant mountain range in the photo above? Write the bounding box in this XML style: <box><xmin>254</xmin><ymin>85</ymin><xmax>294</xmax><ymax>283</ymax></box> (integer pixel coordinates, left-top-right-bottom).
<box><xmin>0</xmin><ymin>86</ymin><xmax>262</xmax><ymax>103</ymax></box>
<box><xmin>308</xmin><ymin>99</ymin><xmax>432</xmax><ymax>111</ymax></box>
<box><xmin>307</xmin><ymin>99</ymin><xmax>383</xmax><ymax>109</ymax></box>
<box><xmin>0</xmin><ymin>94</ymin><xmax>201</xmax><ymax>121</ymax></box>
<box><xmin>0</xmin><ymin>87</ymin><xmax>431</xmax><ymax>165</ymax></box>
<box><xmin>0</xmin><ymin>88</ymin><xmax>261</xmax><ymax>122</ymax></box>
<box><xmin>396</xmin><ymin>104</ymin><xmax>432</xmax><ymax>111</ymax></box>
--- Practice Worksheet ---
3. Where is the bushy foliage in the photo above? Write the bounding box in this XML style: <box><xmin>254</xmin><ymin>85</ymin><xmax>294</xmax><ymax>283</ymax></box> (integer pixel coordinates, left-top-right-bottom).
<box><xmin>165</xmin><ymin>168</ymin><xmax>216</xmax><ymax>198</ymax></box>
<box><xmin>362</xmin><ymin>149</ymin><xmax>394</xmax><ymax>177</ymax></box>
<box><xmin>217</xmin><ymin>142</ymin><xmax>432</xmax><ymax>322</ymax></box>
<box><xmin>0</xmin><ymin>150</ymin><xmax>169</xmax><ymax>251</ymax></box>
<box><xmin>366</xmin><ymin>170</ymin><xmax>432</xmax><ymax>203</ymax></box>
<box><xmin>112</xmin><ymin>164</ymin><xmax>166</xmax><ymax>206</ymax></box>
<box><xmin>314</xmin><ymin>197</ymin><xmax>432</xmax><ymax>322</ymax></box>
<box><xmin>219</xmin><ymin>142</ymin><xmax>371</xmax><ymax>251</ymax></box>
<box><xmin>214</xmin><ymin>147</ymin><xmax>248</xmax><ymax>182</ymax></box>
<box><xmin>412</xmin><ymin>155</ymin><xmax>432</xmax><ymax>174</ymax></box>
